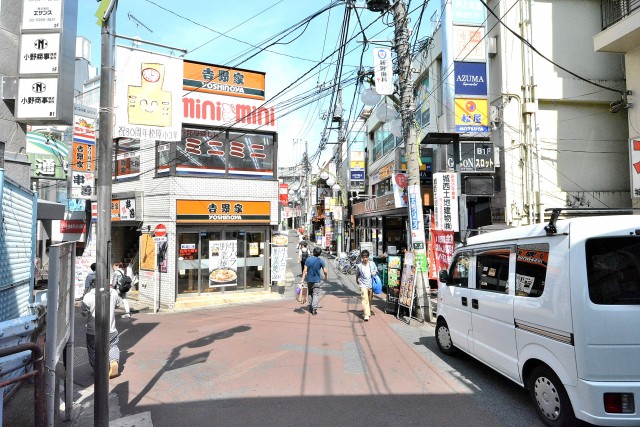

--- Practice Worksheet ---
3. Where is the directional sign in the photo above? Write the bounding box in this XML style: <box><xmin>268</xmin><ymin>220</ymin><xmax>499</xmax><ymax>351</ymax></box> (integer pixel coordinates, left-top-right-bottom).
<box><xmin>154</xmin><ymin>223</ymin><xmax>167</xmax><ymax>237</ymax></box>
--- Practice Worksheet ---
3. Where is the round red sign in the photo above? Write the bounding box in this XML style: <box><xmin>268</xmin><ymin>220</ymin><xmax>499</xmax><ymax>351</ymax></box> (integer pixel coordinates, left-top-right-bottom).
<box><xmin>154</xmin><ymin>224</ymin><xmax>167</xmax><ymax>237</ymax></box>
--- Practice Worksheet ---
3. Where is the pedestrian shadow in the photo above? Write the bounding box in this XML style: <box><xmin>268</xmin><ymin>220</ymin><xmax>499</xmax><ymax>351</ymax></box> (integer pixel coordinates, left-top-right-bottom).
<box><xmin>120</xmin><ymin>324</ymin><xmax>251</xmax><ymax>408</ymax></box>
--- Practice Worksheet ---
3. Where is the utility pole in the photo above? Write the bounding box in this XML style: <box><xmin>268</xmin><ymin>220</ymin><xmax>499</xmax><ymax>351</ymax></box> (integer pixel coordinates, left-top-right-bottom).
<box><xmin>95</xmin><ymin>1</ymin><xmax>117</xmax><ymax>424</ymax></box>
<box><xmin>392</xmin><ymin>0</ymin><xmax>431</xmax><ymax>322</ymax></box>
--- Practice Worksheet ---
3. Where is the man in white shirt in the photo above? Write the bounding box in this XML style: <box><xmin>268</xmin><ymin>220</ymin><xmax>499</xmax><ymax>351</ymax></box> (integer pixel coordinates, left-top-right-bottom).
<box><xmin>81</xmin><ymin>280</ymin><xmax>122</xmax><ymax>379</ymax></box>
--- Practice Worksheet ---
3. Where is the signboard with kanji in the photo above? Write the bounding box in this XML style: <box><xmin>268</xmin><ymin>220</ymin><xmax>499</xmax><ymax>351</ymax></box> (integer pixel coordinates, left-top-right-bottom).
<box><xmin>176</xmin><ymin>200</ymin><xmax>271</xmax><ymax>223</ymax></box>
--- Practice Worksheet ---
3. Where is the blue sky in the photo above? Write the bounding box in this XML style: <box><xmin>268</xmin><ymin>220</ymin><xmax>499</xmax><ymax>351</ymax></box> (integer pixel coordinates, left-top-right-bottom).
<box><xmin>77</xmin><ymin>1</ymin><xmax>435</xmax><ymax>168</ymax></box>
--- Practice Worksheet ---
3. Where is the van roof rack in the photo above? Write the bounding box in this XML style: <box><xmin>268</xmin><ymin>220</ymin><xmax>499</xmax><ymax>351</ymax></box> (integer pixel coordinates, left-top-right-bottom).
<box><xmin>544</xmin><ymin>208</ymin><xmax>637</xmax><ymax>236</ymax></box>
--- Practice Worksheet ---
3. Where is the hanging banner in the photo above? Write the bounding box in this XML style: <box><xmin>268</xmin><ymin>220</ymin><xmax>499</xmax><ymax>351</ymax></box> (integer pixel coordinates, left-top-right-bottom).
<box><xmin>372</xmin><ymin>47</ymin><xmax>394</xmax><ymax>95</ymax></box>
<box><xmin>279</xmin><ymin>183</ymin><xmax>289</xmax><ymax>206</ymax></box>
<box><xmin>392</xmin><ymin>173</ymin><xmax>408</xmax><ymax>208</ymax></box>
<box><xmin>630</xmin><ymin>138</ymin><xmax>640</xmax><ymax>198</ymax></box>
<box><xmin>114</xmin><ymin>46</ymin><xmax>183</xmax><ymax>141</ymax></box>
<box><xmin>433</xmin><ymin>173</ymin><xmax>460</xmax><ymax>231</ymax></box>
<box><xmin>428</xmin><ymin>215</ymin><xmax>455</xmax><ymax>280</ymax></box>
<box><xmin>209</xmin><ymin>240</ymin><xmax>238</xmax><ymax>287</ymax></box>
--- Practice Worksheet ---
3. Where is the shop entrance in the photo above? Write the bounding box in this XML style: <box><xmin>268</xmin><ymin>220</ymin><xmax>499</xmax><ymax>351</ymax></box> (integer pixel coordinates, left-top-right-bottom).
<box><xmin>177</xmin><ymin>228</ymin><xmax>267</xmax><ymax>295</ymax></box>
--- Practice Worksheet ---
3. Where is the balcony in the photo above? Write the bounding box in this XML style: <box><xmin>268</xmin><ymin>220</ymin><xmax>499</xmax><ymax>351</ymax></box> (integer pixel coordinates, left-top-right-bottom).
<box><xmin>601</xmin><ymin>0</ymin><xmax>640</xmax><ymax>29</ymax></box>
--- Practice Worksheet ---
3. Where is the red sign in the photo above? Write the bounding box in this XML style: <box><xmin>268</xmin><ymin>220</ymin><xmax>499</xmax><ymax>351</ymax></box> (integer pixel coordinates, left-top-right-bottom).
<box><xmin>279</xmin><ymin>183</ymin><xmax>289</xmax><ymax>206</ymax></box>
<box><xmin>60</xmin><ymin>220</ymin><xmax>86</xmax><ymax>234</ymax></box>
<box><xmin>154</xmin><ymin>223</ymin><xmax>167</xmax><ymax>237</ymax></box>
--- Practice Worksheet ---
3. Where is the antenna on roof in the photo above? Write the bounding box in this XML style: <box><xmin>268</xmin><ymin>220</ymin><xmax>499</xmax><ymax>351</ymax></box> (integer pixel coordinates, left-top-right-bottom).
<box><xmin>127</xmin><ymin>13</ymin><xmax>153</xmax><ymax>47</ymax></box>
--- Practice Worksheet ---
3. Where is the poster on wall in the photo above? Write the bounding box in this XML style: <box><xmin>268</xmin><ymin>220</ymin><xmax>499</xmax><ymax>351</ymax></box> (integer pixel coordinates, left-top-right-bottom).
<box><xmin>208</xmin><ymin>240</ymin><xmax>238</xmax><ymax>287</ymax></box>
<box><xmin>270</xmin><ymin>233</ymin><xmax>288</xmax><ymax>282</ymax></box>
<box><xmin>140</xmin><ymin>234</ymin><xmax>156</xmax><ymax>271</ymax></box>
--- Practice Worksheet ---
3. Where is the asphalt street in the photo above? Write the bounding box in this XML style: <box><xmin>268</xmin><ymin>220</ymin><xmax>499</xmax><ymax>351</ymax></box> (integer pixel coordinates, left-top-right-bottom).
<box><xmin>3</xmin><ymin>232</ymin><xmax>547</xmax><ymax>426</ymax></box>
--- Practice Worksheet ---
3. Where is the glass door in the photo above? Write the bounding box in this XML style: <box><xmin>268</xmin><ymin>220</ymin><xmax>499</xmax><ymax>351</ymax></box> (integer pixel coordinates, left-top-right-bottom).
<box><xmin>246</xmin><ymin>231</ymin><xmax>266</xmax><ymax>289</ymax></box>
<box><xmin>199</xmin><ymin>231</ymin><xmax>222</xmax><ymax>293</ymax></box>
<box><xmin>177</xmin><ymin>233</ymin><xmax>200</xmax><ymax>294</ymax></box>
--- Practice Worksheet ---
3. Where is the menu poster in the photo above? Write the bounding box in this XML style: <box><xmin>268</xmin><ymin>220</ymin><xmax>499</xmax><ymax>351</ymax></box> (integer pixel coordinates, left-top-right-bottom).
<box><xmin>209</xmin><ymin>240</ymin><xmax>237</xmax><ymax>287</ymax></box>
<box><xmin>270</xmin><ymin>233</ymin><xmax>288</xmax><ymax>282</ymax></box>
<box><xmin>398</xmin><ymin>251</ymin><xmax>417</xmax><ymax>309</ymax></box>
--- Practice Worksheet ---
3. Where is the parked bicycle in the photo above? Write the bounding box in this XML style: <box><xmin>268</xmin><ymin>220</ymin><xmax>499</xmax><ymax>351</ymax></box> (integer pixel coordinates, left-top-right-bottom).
<box><xmin>336</xmin><ymin>249</ymin><xmax>360</xmax><ymax>274</ymax></box>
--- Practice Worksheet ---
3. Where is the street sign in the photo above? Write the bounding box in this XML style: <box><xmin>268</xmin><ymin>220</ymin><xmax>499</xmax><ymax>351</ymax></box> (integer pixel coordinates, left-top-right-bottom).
<box><xmin>153</xmin><ymin>236</ymin><xmax>167</xmax><ymax>243</ymax></box>
<box><xmin>154</xmin><ymin>223</ymin><xmax>167</xmax><ymax>237</ymax></box>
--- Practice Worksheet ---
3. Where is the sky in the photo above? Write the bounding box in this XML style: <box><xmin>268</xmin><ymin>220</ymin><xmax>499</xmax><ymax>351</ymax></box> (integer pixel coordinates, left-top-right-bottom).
<box><xmin>77</xmin><ymin>0</ymin><xmax>436</xmax><ymax>169</ymax></box>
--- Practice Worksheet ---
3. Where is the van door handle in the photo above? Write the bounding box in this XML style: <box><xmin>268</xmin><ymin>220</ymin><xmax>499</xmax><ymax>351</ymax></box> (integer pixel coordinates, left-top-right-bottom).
<box><xmin>472</xmin><ymin>299</ymin><xmax>479</xmax><ymax>309</ymax></box>
<box><xmin>461</xmin><ymin>297</ymin><xmax>467</xmax><ymax>306</ymax></box>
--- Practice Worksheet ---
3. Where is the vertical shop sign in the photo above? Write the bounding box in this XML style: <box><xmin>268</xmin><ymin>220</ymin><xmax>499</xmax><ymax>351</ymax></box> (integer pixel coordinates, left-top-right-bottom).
<box><xmin>433</xmin><ymin>173</ymin><xmax>460</xmax><ymax>231</ymax></box>
<box><xmin>209</xmin><ymin>240</ymin><xmax>238</xmax><ymax>287</ymax></box>
<box><xmin>372</xmin><ymin>47</ymin><xmax>393</xmax><ymax>95</ymax></box>
<box><xmin>630</xmin><ymin>138</ymin><xmax>640</xmax><ymax>198</ymax></box>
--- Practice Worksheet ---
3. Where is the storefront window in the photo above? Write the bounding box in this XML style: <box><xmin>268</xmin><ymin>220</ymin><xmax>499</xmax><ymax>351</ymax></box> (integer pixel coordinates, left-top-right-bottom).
<box><xmin>113</xmin><ymin>138</ymin><xmax>141</xmax><ymax>181</ymax></box>
<box><xmin>178</xmin><ymin>228</ymin><xmax>267</xmax><ymax>295</ymax></box>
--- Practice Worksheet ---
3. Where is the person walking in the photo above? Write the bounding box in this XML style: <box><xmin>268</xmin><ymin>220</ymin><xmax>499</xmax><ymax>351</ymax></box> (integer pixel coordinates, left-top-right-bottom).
<box><xmin>355</xmin><ymin>250</ymin><xmax>378</xmax><ymax>321</ymax></box>
<box><xmin>297</xmin><ymin>242</ymin><xmax>310</xmax><ymax>277</ymax></box>
<box><xmin>84</xmin><ymin>262</ymin><xmax>96</xmax><ymax>296</ymax></box>
<box><xmin>81</xmin><ymin>276</ymin><xmax>123</xmax><ymax>378</ymax></box>
<box><xmin>301</xmin><ymin>247</ymin><xmax>327</xmax><ymax>316</ymax></box>
<box><xmin>112</xmin><ymin>262</ymin><xmax>131</xmax><ymax>318</ymax></box>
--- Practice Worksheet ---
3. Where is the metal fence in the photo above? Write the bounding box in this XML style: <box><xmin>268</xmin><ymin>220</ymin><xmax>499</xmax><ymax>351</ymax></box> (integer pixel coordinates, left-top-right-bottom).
<box><xmin>601</xmin><ymin>0</ymin><xmax>640</xmax><ymax>29</ymax></box>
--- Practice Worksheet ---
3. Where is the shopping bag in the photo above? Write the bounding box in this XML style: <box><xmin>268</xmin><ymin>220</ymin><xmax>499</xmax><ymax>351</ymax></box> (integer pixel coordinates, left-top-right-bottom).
<box><xmin>372</xmin><ymin>274</ymin><xmax>383</xmax><ymax>294</ymax></box>
<box><xmin>296</xmin><ymin>284</ymin><xmax>308</xmax><ymax>304</ymax></box>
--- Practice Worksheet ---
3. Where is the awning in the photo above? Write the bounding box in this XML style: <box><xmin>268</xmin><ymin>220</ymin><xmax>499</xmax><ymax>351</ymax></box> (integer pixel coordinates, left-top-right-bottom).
<box><xmin>37</xmin><ymin>199</ymin><xmax>66</xmax><ymax>220</ymax></box>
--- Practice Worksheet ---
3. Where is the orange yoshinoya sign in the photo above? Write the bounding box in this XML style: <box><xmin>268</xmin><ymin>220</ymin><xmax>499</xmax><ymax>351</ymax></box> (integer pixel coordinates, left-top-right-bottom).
<box><xmin>183</xmin><ymin>61</ymin><xmax>265</xmax><ymax>100</ymax></box>
<box><xmin>176</xmin><ymin>200</ymin><xmax>271</xmax><ymax>223</ymax></box>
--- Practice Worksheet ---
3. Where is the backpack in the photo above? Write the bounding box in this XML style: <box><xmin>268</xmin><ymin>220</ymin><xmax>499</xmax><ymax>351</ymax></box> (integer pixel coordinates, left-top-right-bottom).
<box><xmin>117</xmin><ymin>270</ymin><xmax>132</xmax><ymax>293</ymax></box>
<box><xmin>300</xmin><ymin>248</ymin><xmax>309</xmax><ymax>262</ymax></box>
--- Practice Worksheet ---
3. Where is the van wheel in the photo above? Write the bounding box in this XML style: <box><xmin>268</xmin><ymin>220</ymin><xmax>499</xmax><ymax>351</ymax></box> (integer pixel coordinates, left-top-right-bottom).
<box><xmin>528</xmin><ymin>366</ymin><xmax>576</xmax><ymax>427</ymax></box>
<box><xmin>435</xmin><ymin>319</ymin><xmax>457</xmax><ymax>355</ymax></box>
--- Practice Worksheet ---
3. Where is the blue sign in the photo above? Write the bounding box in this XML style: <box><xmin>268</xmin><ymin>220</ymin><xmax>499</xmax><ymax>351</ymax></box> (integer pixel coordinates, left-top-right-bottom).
<box><xmin>455</xmin><ymin>62</ymin><xmax>487</xmax><ymax>96</ymax></box>
<box><xmin>350</xmin><ymin>170</ymin><xmax>365</xmax><ymax>180</ymax></box>
<box><xmin>409</xmin><ymin>193</ymin><xmax>419</xmax><ymax>231</ymax></box>
<box><xmin>453</xmin><ymin>0</ymin><xmax>486</xmax><ymax>24</ymax></box>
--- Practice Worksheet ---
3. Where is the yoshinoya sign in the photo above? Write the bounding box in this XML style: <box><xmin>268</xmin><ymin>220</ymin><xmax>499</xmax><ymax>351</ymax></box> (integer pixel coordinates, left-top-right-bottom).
<box><xmin>183</xmin><ymin>61</ymin><xmax>265</xmax><ymax>100</ymax></box>
<box><xmin>454</xmin><ymin>62</ymin><xmax>487</xmax><ymax>96</ymax></box>
<box><xmin>176</xmin><ymin>200</ymin><xmax>271</xmax><ymax>223</ymax></box>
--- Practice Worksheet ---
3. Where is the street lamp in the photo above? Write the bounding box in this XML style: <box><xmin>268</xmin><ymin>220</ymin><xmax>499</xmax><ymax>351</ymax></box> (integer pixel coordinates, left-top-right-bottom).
<box><xmin>320</xmin><ymin>171</ymin><xmax>329</xmax><ymax>181</ymax></box>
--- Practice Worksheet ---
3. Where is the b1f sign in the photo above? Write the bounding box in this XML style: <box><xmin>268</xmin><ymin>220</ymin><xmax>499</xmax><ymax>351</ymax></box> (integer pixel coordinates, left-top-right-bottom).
<box><xmin>373</xmin><ymin>48</ymin><xmax>393</xmax><ymax>95</ymax></box>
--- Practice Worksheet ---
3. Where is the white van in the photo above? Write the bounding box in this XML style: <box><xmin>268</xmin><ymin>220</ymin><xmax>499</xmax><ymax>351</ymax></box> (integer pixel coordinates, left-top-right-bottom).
<box><xmin>435</xmin><ymin>213</ymin><xmax>640</xmax><ymax>426</ymax></box>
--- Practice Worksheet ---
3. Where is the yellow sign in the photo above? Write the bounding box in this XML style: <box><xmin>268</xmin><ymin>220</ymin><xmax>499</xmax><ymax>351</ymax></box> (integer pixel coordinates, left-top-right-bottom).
<box><xmin>454</xmin><ymin>98</ymin><xmax>489</xmax><ymax>132</ymax></box>
<box><xmin>140</xmin><ymin>233</ymin><xmax>156</xmax><ymax>271</ymax></box>
<box><xmin>176</xmin><ymin>200</ymin><xmax>271</xmax><ymax>223</ymax></box>
<box><xmin>350</xmin><ymin>160</ymin><xmax>365</xmax><ymax>169</ymax></box>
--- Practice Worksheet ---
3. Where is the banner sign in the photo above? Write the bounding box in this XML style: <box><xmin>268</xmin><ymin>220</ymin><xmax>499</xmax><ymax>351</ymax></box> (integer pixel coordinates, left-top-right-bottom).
<box><xmin>183</xmin><ymin>61</ymin><xmax>265</xmax><ymax>100</ymax></box>
<box><xmin>428</xmin><ymin>215</ymin><xmax>455</xmax><ymax>280</ymax></box>
<box><xmin>453</xmin><ymin>25</ymin><xmax>486</xmax><ymax>62</ymax></box>
<box><xmin>453</xmin><ymin>0</ymin><xmax>486</xmax><ymax>24</ymax></box>
<box><xmin>114</xmin><ymin>46</ymin><xmax>183</xmax><ymax>141</ymax></box>
<box><xmin>630</xmin><ymin>138</ymin><xmax>640</xmax><ymax>198</ymax></box>
<box><xmin>372</xmin><ymin>47</ymin><xmax>394</xmax><ymax>95</ymax></box>
<box><xmin>176</xmin><ymin>200</ymin><xmax>271</xmax><ymax>223</ymax></box>
<box><xmin>455</xmin><ymin>98</ymin><xmax>489</xmax><ymax>133</ymax></box>
<box><xmin>454</xmin><ymin>62</ymin><xmax>487</xmax><ymax>96</ymax></box>
<box><xmin>433</xmin><ymin>173</ymin><xmax>459</xmax><ymax>231</ymax></box>
<box><xmin>279</xmin><ymin>183</ymin><xmax>289</xmax><ymax>206</ymax></box>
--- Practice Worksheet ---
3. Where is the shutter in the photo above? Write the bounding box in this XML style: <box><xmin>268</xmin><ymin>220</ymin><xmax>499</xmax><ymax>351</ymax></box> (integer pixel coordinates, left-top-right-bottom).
<box><xmin>0</xmin><ymin>176</ymin><xmax>36</xmax><ymax>321</ymax></box>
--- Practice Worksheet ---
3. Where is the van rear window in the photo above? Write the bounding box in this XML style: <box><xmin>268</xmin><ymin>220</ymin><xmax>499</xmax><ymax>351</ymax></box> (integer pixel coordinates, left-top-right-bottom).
<box><xmin>586</xmin><ymin>237</ymin><xmax>640</xmax><ymax>305</ymax></box>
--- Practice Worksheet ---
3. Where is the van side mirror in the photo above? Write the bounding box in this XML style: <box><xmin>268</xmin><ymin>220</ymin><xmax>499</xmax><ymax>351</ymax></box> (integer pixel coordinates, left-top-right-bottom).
<box><xmin>439</xmin><ymin>270</ymin><xmax>449</xmax><ymax>284</ymax></box>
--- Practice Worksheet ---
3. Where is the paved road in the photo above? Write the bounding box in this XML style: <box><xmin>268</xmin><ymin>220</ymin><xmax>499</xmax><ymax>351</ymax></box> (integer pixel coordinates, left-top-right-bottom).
<box><xmin>3</xmin><ymin>233</ymin><xmax>547</xmax><ymax>426</ymax></box>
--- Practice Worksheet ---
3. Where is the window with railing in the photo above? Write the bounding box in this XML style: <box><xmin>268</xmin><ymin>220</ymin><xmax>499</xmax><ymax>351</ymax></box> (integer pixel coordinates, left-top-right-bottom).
<box><xmin>601</xmin><ymin>0</ymin><xmax>640</xmax><ymax>30</ymax></box>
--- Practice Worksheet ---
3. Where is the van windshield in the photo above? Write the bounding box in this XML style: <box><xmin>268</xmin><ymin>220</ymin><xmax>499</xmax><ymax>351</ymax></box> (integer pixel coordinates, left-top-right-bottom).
<box><xmin>586</xmin><ymin>237</ymin><xmax>640</xmax><ymax>305</ymax></box>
